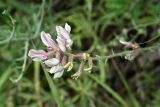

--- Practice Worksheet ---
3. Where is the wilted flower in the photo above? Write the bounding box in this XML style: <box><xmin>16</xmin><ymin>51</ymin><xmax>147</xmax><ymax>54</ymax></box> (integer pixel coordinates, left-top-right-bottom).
<box><xmin>119</xmin><ymin>40</ymin><xmax>139</xmax><ymax>49</ymax></box>
<box><xmin>119</xmin><ymin>40</ymin><xmax>140</xmax><ymax>61</ymax></box>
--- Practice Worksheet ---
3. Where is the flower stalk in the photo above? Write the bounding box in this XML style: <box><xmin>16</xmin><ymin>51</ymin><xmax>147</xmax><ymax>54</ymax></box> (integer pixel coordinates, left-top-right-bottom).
<box><xmin>28</xmin><ymin>23</ymin><xmax>160</xmax><ymax>79</ymax></box>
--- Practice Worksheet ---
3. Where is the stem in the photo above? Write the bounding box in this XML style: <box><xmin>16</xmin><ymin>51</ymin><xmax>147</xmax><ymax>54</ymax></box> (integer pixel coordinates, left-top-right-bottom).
<box><xmin>93</xmin><ymin>44</ymin><xmax>160</xmax><ymax>60</ymax></box>
<box><xmin>62</xmin><ymin>44</ymin><xmax>160</xmax><ymax>61</ymax></box>
<box><xmin>12</xmin><ymin>41</ymin><xmax>29</xmax><ymax>83</ymax></box>
<box><xmin>112</xmin><ymin>60</ymin><xmax>141</xmax><ymax>107</ymax></box>
<box><xmin>34</xmin><ymin>62</ymin><xmax>43</xmax><ymax>107</ymax></box>
<box><xmin>0</xmin><ymin>20</ymin><xmax>15</xmax><ymax>44</ymax></box>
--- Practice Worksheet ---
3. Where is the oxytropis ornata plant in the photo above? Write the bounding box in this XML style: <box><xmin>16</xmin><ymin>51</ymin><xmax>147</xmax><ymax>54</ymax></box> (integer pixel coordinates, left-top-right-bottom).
<box><xmin>28</xmin><ymin>23</ymin><xmax>93</xmax><ymax>79</ymax></box>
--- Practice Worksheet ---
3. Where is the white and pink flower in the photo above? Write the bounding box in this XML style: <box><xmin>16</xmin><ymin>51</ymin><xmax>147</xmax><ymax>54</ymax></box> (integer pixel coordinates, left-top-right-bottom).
<box><xmin>56</xmin><ymin>23</ymin><xmax>73</xmax><ymax>51</ymax></box>
<box><xmin>28</xmin><ymin>23</ymin><xmax>93</xmax><ymax>79</ymax></box>
<box><xmin>28</xmin><ymin>23</ymin><xmax>73</xmax><ymax>78</ymax></box>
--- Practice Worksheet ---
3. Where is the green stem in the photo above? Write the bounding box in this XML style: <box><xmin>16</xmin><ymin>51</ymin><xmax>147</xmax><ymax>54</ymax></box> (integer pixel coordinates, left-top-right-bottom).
<box><xmin>62</xmin><ymin>43</ymin><xmax>160</xmax><ymax>61</ymax></box>
<box><xmin>43</xmin><ymin>66</ymin><xmax>65</xmax><ymax>107</ymax></box>
<box><xmin>112</xmin><ymin>60</ymin><xmax>141</xmax><ymax>107</ymax></box>
<box><xmin>12</xmin><ymin>41</ymin><xmax>29</xmax><ymax>83</ymax></box>
<box><xmin>93</xmin><ymin>43</ymin><xmax>160</xmax><ymax>60</ymax></box>
<box><xmin>34</xmin><ymin>62</ymin><xmax>42</xmax><ymax>107</ymax></box>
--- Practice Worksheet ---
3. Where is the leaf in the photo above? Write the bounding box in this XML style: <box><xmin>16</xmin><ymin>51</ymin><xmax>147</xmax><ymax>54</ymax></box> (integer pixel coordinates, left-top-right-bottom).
<box><xmin>0</xmin><ymin>68</ymin><xmax>12</xmax><ymax>92</ymax></box>
<box><xmin>89</xmin><ymin>75</ymin><xmax>129</xmax><ymax>107</ymax></box>
<box><xmin>43</xmin><ymin>68</ymin><xmax>65</xmax><ymax>107</ymax></box>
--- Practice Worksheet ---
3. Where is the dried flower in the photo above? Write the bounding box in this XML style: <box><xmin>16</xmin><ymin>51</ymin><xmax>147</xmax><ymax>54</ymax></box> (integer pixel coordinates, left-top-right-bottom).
<box><xmin>71</xmin><ymin>61</ymin><xmax>85</xmax><ymax>80</ymax></box>
<box><xmin>119</xmin><ymin>40</ymin><xmax>140</xmax><ymax>61</ymax></box>
<box><xmin>71</xmin><ymin>53</ymin><xmax>93</xmax><ymax>79</ymax></box>
<box><xmin>119</xmin><ymin>40</ymin><xmax>139</xmax><ymax>49</ymax></box>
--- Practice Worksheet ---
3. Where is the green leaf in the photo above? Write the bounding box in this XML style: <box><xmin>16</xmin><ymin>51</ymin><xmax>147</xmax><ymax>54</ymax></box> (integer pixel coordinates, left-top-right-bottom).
<box><xmin>43</xmin><ymin>68</ymin><xmax>65</xmax><ymax>107</ymax></box>
<box><xmin>89</xmin><ymin>75</ymin><xmax>129</xmax><ymax>107</ymax></box>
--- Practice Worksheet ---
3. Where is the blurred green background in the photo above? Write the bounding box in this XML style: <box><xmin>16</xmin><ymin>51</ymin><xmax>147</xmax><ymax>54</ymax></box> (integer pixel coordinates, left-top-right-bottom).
<box><xmin>0</xmin><ymin>0</ymin><xmax>160</xmax><ymax>107</ymax></box>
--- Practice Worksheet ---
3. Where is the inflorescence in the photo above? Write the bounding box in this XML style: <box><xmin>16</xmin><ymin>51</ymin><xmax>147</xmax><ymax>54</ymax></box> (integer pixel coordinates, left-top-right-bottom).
<box><xmin>28</xmin><ymin>23</ymin><xmax>93</xmax><ymax>79</ymax></box>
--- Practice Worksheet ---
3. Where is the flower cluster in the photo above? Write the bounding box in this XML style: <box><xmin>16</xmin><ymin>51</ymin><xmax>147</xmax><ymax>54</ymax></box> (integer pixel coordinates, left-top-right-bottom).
<box><xmin>28</xmin><ymin>23</ymin><xmax>93</xmax><ymax>79</ymax></box>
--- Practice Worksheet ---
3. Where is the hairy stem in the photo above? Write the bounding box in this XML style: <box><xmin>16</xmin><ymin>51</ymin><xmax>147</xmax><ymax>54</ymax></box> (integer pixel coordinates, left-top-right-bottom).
<box><xmin>93</xmin><ymin>43</ymin><xmax>160</xmax><ymax>60</ymax></box>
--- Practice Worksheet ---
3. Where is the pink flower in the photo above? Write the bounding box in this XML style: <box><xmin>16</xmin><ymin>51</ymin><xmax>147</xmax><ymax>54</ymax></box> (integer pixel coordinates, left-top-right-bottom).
<box><xmin>28</xmin><ymin>31</ymin><xmax>60</xmax><ymax>61</ymax></box>
<box><xmin>41</xmin><ymin>31</ymin><xmax>59</xmax><ymax>51</ymax></box>
<box><xmin>56</xmin><ymin>23</ymin><xmax>73</xmax><ymax>52</ymax></box>
<box><xmin>28</xmin><ymin>23</ymin><xmax>73</xmax><ymax>78</ymax></box>
<box><xmin>28</xmin><ymin>49</ymin><xmax>52</xmax><ymax>61</ymax></box>
<box><xmin>28</xmin><ymin>23</ymin><xmax>93</xmax><ymax>79</ymax></box>
<box><xmin>44</xmin><ymin>58</ymin><xmax>60</xmax><ymax>67</ymax></box>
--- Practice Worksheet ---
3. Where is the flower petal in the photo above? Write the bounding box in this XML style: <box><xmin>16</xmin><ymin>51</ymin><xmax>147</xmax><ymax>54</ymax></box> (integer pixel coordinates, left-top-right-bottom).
<box><xmin>44</xmin><ymin>58</ymin><xmax>60</xmax><ymax>67</ymax></box>
<box><xmin>54</xmin><ymin>70</ymin><xmax>64</xmax><ymax>78</ymax></box>
<box><xmin>56</xmin><ymin>65</ymin><xmax>63</xmax><ymax>72</ymax></box>
<box><xmin>65</xmin><ymin>23</ymin><xmax>71</xmax><ymax>33</ymax></box>
<box><xmin>41</xmin><ymin>31</ymin><xmax>59</xmax><ymax>50</ymax></box>
<box><xmin>66</xmin><ymin>39</ymin><xmax>73</xmax><ymax>44</ymax></box>
<box><xmin>58</xmin><ymin>26</ymin><xmax>70</xmax><ymax>39</ymax></box>
<box><xmin>48</xmin><ymin>66</ymin><xmax>57</xmax><ymax>74</ymax></box>
<box><xmin>66</xmin><ymin>39</ymin><xmax>73</xmax><ymax>47</ymax></box>
<box><xmin>48</xmin><ymin>64</ymin><xmax>64</xmax><ymax>76</ymax></box>
<box><xmin>56</xmin><ymin>26</ymin><xmax>61</xmax><ymax>37</ymax></box>
<box><xmin>56</xmin><ymin>24</ymin><xmax>73</xmax><ymax>51</ymax></box>
<box><xmin>57</xmin><ymin>34</ymin><xmax>68</xmax><ymax>51</ymax></box>
<box><xmin>57</xmin><ymin>36</ymin><xmax>66</xmax><ymax>45</ymax></box>
<box><xmin>58</xmin><ymin>43</ymin><xmax>66</xmax><ymax>52</ymax></box>
<box><xmin>28</xmin><ymin>49</ymin><xmax>47</xmax><ymax>61</ymax></box>
<box><xmin>119</xmin><ymin>40</ymin><xmax>129</xmax><ymax>45</ymax></box>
